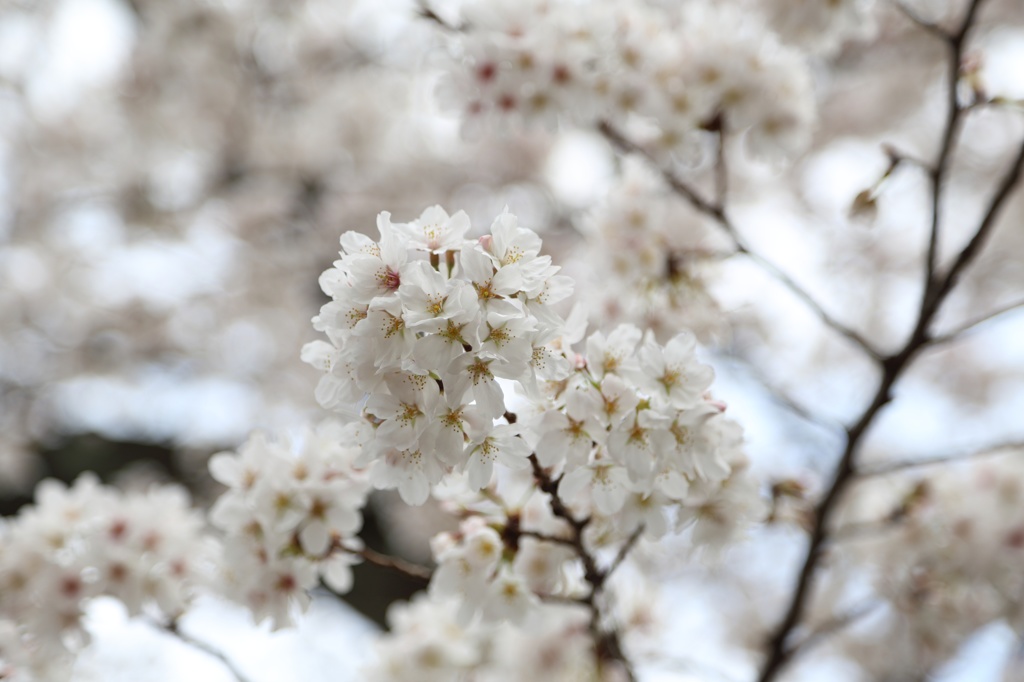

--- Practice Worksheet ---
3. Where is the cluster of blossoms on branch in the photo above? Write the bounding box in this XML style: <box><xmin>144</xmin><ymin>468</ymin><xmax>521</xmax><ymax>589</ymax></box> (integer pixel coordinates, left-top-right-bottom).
<box><xmin>579</xmin><ymin>157</ymin><xmax>729</xmax><ymax>343</ymax></box>
<box><xmin>0</xmin><ymin>476</ymin><xmax>212</xmax><ymax>679</ymax></box>
<box><xmin>0</xmin><ymin>204</ymin><xmax>759</xmax><ymax>680</ymax></box>
<box><xmin>300</xmin><ymin>205</ymin><xmax>575</xmax><ymax>504</ymax></box>
<box><xmin>301</xmin><ymin>206</ymin><xmax>758</xmax><ymax>533</ymax></box>
<box><xmin>293</xmin><ymin>206</ymin><xmax>761</xmax><ymax>676</ymax></box>
<box><xmin>440</xmin><ymin>0</ymin><xmax>817</xmax><ymax>159</ymax></box>
<box><xmin>840</xmin><ymin>448</ymin><xmax>1024</xmax><ymax>679</ymax></box>
<box><xmin>208</xmin><ymin>421</ymin><xmax>371</xmax><ymax>628</ymax></box>
<box><xmin>365</xmin><ymin>592</ymin><xmax>598</xmax><ymax>681</ymax></box>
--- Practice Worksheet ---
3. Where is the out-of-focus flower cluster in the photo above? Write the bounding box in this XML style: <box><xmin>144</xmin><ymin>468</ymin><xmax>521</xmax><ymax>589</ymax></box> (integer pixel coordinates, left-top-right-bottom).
<box><xmin>0</xmin><ymin>476</ymin><xmax>212</xmax><ymax>680</ymax></box>
<box><xmin>208</xmin><ymin>421</ymin><xmax>371</xmax><ymax>628</ymax></box>
<box><xmin>752</xmin><ymin>0</ymin><xmax>876</xmax><ymax>54</ymax></box>
<box><xmin>364</xmin><ymin>593</ymin><xmax>596</xmax><ymax>682</ymax></box>
<box><xmin>579</xmin><ymin>157</ymin><xmax>730</xmax><ymax>342</ymax></box>
<box><xmin>842</xmin><ymin>449</ymin><xmax>1024</xmax><ymax>679</ymax></box>
<box><xmin>441</xmin><ymin>0</ymin><xmax>817</xmax><ymax>159</ymax></box>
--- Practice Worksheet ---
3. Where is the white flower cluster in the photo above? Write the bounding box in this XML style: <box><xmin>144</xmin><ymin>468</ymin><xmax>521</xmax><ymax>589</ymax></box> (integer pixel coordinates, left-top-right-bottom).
<box><xmin>428</xmin><ymin>516</ymin><xmax>555</xmax><ymax>627</ymax></box>
<box><xmin>441</xmin><ymin>0</ymin><xmax>816</xmax><ymax>158</ymax></box>
<box><xmin>365</xmin><ymin>594</ymin><xmax>596</xmax><ymax>682</ymax></box>
<box><xmin>530</xmin><ymin>324</ymin><xmax>762</xmax><ymax>545</ymax></box>
<box><xmin>208</xmin><ymin>421</ymin><xmax>371</xmax><ymax>628</ymax></box>
<box><xmin>0</xmin><ymin>475</ymin><xmax>211</xmax><ymax>680</ymax></box>
<box><xmin>754</xmin><ymin>0</ymin><xmax>876</xmax><ymax>54</ymax></box>
<box><xmin>303</xmin><ymin>206</ymin><xmax>761</xmax><ymax>657</ymax></box>
<box><xmin>302</xmin><ymin>206</ymin><xmax>573</xmax><ymax>505</ymax></box>
<box><xmin>579</xmin><ymin>157</ymin><xmax>728</xmax><ymax>342</ymax></box>
<box><xmin>843</xmin><ymin>449</ymin><xmax>1024</xmax><ymax>678</ymax></box>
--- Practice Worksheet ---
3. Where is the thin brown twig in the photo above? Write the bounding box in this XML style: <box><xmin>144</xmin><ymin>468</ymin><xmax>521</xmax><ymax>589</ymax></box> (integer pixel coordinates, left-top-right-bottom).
<box><xmin>599</xmin><ymin>120</ymin><xmax>724</xmax><ymax>221</ymax></box>
<box><xmin>830</xmin><ymin>517</ymin><xmax>900</xmax><ymax>543</ymax></box>
<box><xmin>882</xmin><ymin>143</ymin><xmax>931</xmax><ymax>172</ymax></box>
<box><xmin>755</xmin><ymin>0</ymin><xmax>1022</xmax><ymax>674</ymax></box>
<box><xmin>597</xmin><ymin>120</ymin><xmax>883</xmax><ymax>362</ymax></box>
<box><xmin>891</xmin><ymin>1</ymin><xmax>953</xmax><ymax>41</ymax></box>
<box><xmin>520</xmin><ymin>529</ymin><xmax>577</xmax><ymax>547</ymax></box>
<box><xmin>855</xmin><ymin>440</ymin><xmax>1024</xmax><ymax>478</ymax></box>
<box><xmin>351</xmin><ymin>546</ymin><xmax>433</xmax><ymax>585</ymax></box>
<box><xmin>528</xmin><ymin>453</ymin><xmax>637</xmax><ymax>682</ymax></box>
<box><xmin>710</xmin><ymin>113</ymin><xmax>729</xmax><ymax>209</ymax></box>
<box><xmin>923</xmin><ymin>0</ymin><xmax>987</xmax><ymax>293</ymax></box>
<box><xmin>925</xmin><ymin>297</ymin><xmax>1024</xmax><ymax>346</ymax></box>
<box><xmin>606</xmin><ymin>524</ymin><xmax>644</xmax><ymax>580</ymax></box>
<box><xmin>928</xmin><ymin>138</ymin><xmax>1024</xmax><ymax>312</ymax></box>
<box><xmin>417</xmin><ymin>1</ymin><xmax>464</xmax><ymax>31</ymax></box>
<box><xmin>758</xmin><ymin>133</ymin><xmax>1024</xmax><ymax>682</ymax></box>
<box><xmin>756</xmin><ymin>131</ymin><xmax>1024</xmax><ymax>682</ymax></box>
<box><xmin>603</xmin><ymin>110</ymin><xmax>1024</xmax><ymax>681</ymax></box>
<box><xmin>787</xmin><ymin>601</ymin><xmax>882</xmax><ymax>659</ymax></box>
<box><xmin>155</xmin><ymin>618</ymin><xmax>253</xmax><ymax>682</ymax></box>
<box><xmin>539</xmin><ymin>593</ymin><xmax>587</xmax><ymax>606</ymax></box>
<box><xmin>715</xmin><ymin>352</ymin><xmax>842</xmax><ymax>431</ymax></box>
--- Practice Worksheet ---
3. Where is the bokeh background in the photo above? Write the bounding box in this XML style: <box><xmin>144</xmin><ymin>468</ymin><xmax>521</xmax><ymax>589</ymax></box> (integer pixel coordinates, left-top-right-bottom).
<box><xmin>1</xmin><ymin>0</ymin><xmax>1024</xmax><ymax>679</ymax></box>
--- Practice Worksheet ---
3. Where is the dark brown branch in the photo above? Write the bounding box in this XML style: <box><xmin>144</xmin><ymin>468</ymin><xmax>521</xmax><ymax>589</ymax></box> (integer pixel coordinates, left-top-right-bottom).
<box><xmin>757</xmin><ymin>127</ymin><xmax>1024</xmax><ymax>682</ymax></box>
<box><xmin>926</xmin><ymin>137</ymin><xmax>1024</xmax><ymax>315</ymax></box>
<box><xmin>598</xmin><ymin>120</ymin><xmax>883</xmax><ymax>362</ymax></box>
<box><xmin>600</xmin><ymin>107</ymin><xmax>1024</xmax><ymax>682</ymax></box>
<box><xmin>710</xmin><ymin>113</ymin><xmax>729</xmax><ymax>209</ymax></box>
<box><xmin>519</xmin><ymin>529</ymin><xmax>577</xmax><ymax>547</ymax></box>
<box><xmin>923</xmin><ymin>0</ymin><xmax>987</xmax><ymax>293</ymax></box>
<box><xmin>528</xmin><ymin>453</ymin><xmax>637</xmax><ymax>682</ymax></box>
<box><xmin>756</xmin><ymin>352</ymin><xmax>908</xmax><ymax>681</ymax></box>
<box><xmin>417</xmin><ymin>2</ymin><xmax>465</xmax><ymax>31</ymax></box>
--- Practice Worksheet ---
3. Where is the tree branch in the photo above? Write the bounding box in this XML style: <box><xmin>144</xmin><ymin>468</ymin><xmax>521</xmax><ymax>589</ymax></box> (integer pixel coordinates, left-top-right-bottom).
<box><xmin>714</xmin><ymin>352</ymin><xmax>843</xmax><ymax>432</ymax></box>
<box><xmin>529</xmin><ymin>453</ymin><xmax>637</xmax><ymax>682</ymax></box>
<box><xmin>155</xmin><ymin>618</ymin><xmax>253</xmax><ymax>682</ymax></box>
<box><xmin>417</xmin><ymin>1</ymin><xmax>464</xmax><ymax>31</ymax></box>
<box><xmin>926</xmin><ymin>137</ymin><xmax>1024</xmax><ymax>315</ymax></box>
<box><xmin>519</xmin><ymin>529</ymin><xmax>577</xmax><ymax>547</ymax></box>
<box><xmin>599</xmin><ymin>120</ymin><xmax>724</xmax><ymax>220</ymax></box>
<box><xmin>891</xmin><ymin>0</ymin><xmax>953</xmax><ymax>40</ymax></box>
<box><xmin>597</xmin><ymin>120</ymin><xmax>883</xmax><ymax>362</ymax></box>
<box><xmin>606</xmin><ymin>524</ymin><xmax>645</xmax><ymax>581</ymax></box>
<box><xmin>787</xmin><ymin>601</ymin><xmax>882</xmax><ymax>659</ymax></box>
<box><xmin>710</xmin><ymin>113</ymin><xmax>729</xmax><ymax>210</ymax></box>
<box><xmin>350</xmin><ymin>546</ymin><xmax>433</xmax><ymax>586</ymax></box>
<box><xmin>855</xmin><ymin>440</ymin><xmax>1024</xmax><ymax>477</ymax></box>
<box><xmin>757</xmin><ymin>116</ymin><xmax>1024</xmax><ymax>682</ymax></box>
<box><xmin>923</xmin><ymin>0</ymin><xmax>987</xmax><ymax>294</ymax></box>
<box><xmin>926</xmin><ymin>296</ymin><xmax>1024</xmax><ymax>347</ymax></box>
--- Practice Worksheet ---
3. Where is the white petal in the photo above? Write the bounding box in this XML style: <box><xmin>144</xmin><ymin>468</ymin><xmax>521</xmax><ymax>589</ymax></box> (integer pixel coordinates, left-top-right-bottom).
<box><xmin>322</xmin><ymin>553</ymin><xmax>356</xmax><ymax>593</ymax></box>
<box><xmin>300</xmin><ymin>521</ymin><xmax>330</xmax><ymax>556</ymax></box>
